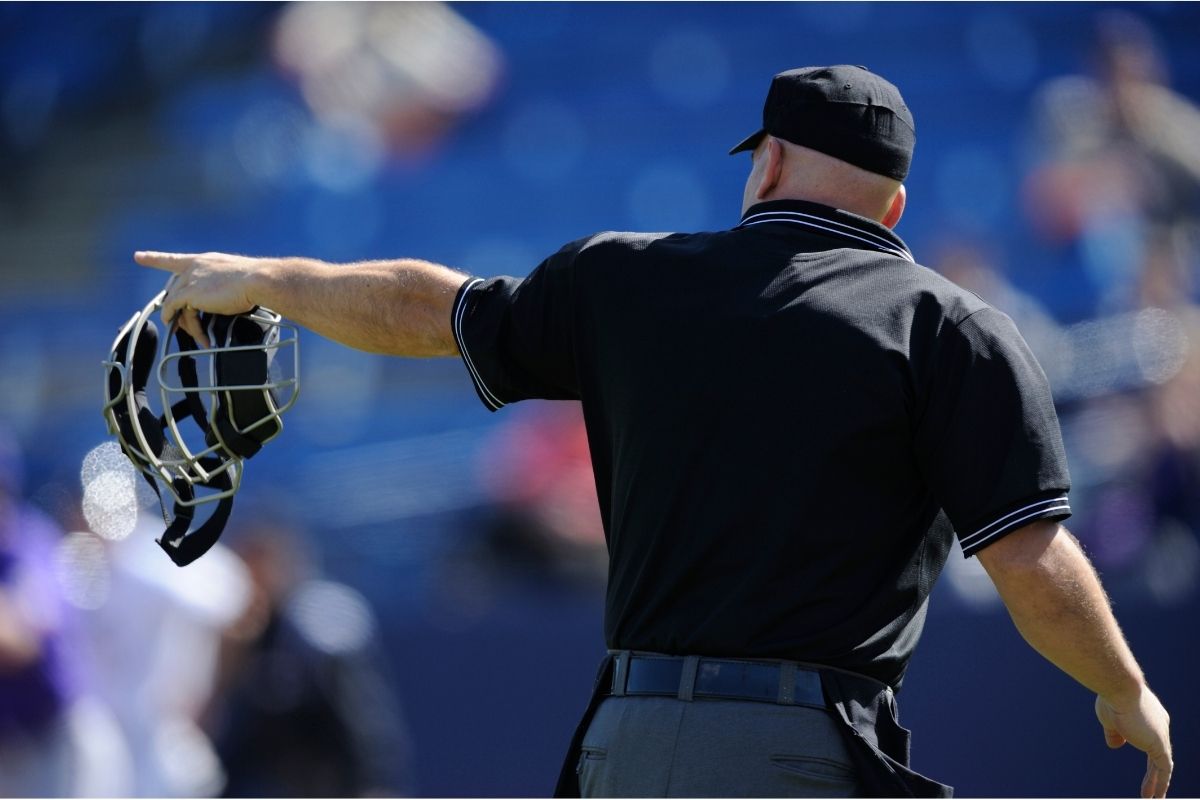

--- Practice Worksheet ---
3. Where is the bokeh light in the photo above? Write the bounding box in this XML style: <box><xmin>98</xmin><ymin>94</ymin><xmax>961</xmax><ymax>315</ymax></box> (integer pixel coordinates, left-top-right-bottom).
<box><xmin>233</xmin><ymin>99</ymin><xmax>308</xmax><ymax>186</ymax></box>
<box><xmin>1144</xmin><ymin>522</ymin><xmax>1200</xmax><ymax>605</ymax></box>
<box><xmin>1132</xmin><ymin>307</ymin><xmax>1190</xmax><ymax>384</ymax></box>
<box><xmin>648</xmin><ymin>30</ymin><xmax>730</xmax><ymax>109</ymax></box>
<box><xmin>54</xmin><ymin>531</ymin><xmax>111</xmax><ymax>611</ymax></box>
<box><xmin>935</xmin><ymin>145</ymin><xmax>1009</xmax><ymax>231</ymax></box>
<box><xmin>502</xmin><ymin>99</ymin><xmax>586</xmax><ymax>184</ymax></box>
<box><xmin>151</xmin><ymin>718</ymin><xmax>225</xmax><ymax>798</ymax></box>
<box><xmin>627</xmin><ymin>162</ymin><xmax>711</xmax><ymax>232</ymax></box>
<box><xmin>287</xmin><ymin>579</ymin><xmax>375</xmax><ymax>655</ymax></box>
<box><xmin>966</xmin><ymin>10</ymin><xmax>1039</xmax><ymax>92</ymax></box>
<box><xmin>941</xmin><ymin>543</ymin><xmax>1002</xmax><ymax>610</ymax></box>
<box><xmin>81</xmin><ymin>441</ymin><xmax>140</xmax><ymax>541</ymax></box>
<box><xmin>302</xmin><ymin>114</ymin><xmax>385</xmax><ymax>192</ymax></box>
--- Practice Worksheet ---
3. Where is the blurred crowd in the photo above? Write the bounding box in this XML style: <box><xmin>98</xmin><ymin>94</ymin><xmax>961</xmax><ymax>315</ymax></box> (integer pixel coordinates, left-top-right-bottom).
<box><xmin>1</xmin><ymin>3</ymin><xmax>1199</xmax><ymax>796</ymax></box>
<box><xmin>1</xmin><ymin>434</ymin><xmax>412</xmax><ymax>796</ymax></box>
<box><xmin>937</xmin><ymin>11</ymin><xmax>1200</xmax><ymax>605</ymax></box>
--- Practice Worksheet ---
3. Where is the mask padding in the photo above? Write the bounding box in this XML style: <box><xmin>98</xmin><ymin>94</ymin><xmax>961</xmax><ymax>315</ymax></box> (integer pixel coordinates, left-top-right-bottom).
<box><xmin>207</xmin><ymin>315</ymin><xmax>280</xmax><ymax>459</ymax></box>
<box><xmin>109</xmin><ymin>321</ymin><xmax>165</xmax><ymax>463</ymax></box>
<box><xmin>135</xmin><ymin>393</ymin><xmax>165</xmax><ymax>460</ymax></box>
<box><xmin>131</xmin><ymin>319</ymin><xmax>159</xmax><ymax>390</ymax></box>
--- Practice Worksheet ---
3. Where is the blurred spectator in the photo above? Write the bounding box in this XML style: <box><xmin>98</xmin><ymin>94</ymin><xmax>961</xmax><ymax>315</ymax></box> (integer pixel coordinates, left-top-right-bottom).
<box><xmin>1144</xmin><ymin>309</ymin><xmax>1200</xmax><ymax>541</ymax></box>
<box><xmin>272</xmin><ymin>2</ymin><xmax>502</xmax><ymax>158</ymax></box>
<box><xmin>471</xmin><ymin>401</ymin><xmax>607</xmax><ymax>585</ymax></box>
<box><xmin>933</xmin><ymin>235</ymin><xmax>1069</xmax><ymax>384</ymax></box>
<box><xmin>1016</xmin><ymin>11</ymin><xmax>1200</xmax><ymax>597</ymax></box>
<box><xmin>206</xmin><ymin>520</ymin><xmax>412</xmax><ymax>797</ymax></box>
<box><xmin>69</xmin><ymin>515</ymin><xmax>251</xmax><ymax>797</ymax></box>
<box><xmin>0</xmin><ymin>432</ymin><xmax>133</xmax><ymax>797</ymax></box>
<box><xmin>0</xmin><ymin>431</ymin><xmax>75</xmax><ymax>796</ymax></box>
<box><xmin>1067</xmin><ymin>313</ymin><xmax>1200</xmax><ymax>601</ymax></box>
<box><xmin>1024</xmin><ymin>10</ymin><xmax>1200</xmax><ymax>314</ymax></box>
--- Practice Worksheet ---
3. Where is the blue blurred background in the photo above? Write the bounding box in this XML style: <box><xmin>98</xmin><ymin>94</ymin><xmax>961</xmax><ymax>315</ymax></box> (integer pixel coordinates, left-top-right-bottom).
<box><xmin>1</xmin><ymin>2</ymin><xmax>1199</xmax><ymax>796</ymax></box>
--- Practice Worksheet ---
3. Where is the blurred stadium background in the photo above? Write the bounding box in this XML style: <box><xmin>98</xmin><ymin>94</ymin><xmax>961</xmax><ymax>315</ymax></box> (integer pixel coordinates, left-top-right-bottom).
<box><xmin>1</xmin><ymin>2</ymin><xmax>1199</xmax><ymax>796</ymax></box>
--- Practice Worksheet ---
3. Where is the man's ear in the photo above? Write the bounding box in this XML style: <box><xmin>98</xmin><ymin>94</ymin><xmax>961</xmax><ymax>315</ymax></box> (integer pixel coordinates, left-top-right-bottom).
<box><xmin>755</xmin><ymin>137</ymin><xmax>784</xmax><ymax>201</ymax></box>
<box><xmin>881</xmin><ymin>184</ymin><xmax>906</xmax><ymax>229</ymax></box>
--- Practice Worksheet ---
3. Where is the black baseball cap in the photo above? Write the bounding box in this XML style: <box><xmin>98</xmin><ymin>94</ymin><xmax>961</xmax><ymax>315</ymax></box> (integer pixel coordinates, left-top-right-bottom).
<box><xmin>729</xmin><ymin>65</ymin><xmax>916</xmax><ymax>181</ymax></box>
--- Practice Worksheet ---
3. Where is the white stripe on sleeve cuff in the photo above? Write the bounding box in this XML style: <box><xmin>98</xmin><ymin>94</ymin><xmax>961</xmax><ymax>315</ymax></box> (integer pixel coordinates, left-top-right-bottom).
<box><xmin>960</xmin><ymin>496</ymin><xmax>1072</xmax><ymax>557</ymax></box>
<box><xmin>452</xmin><ymin>278</ymin><xmax>506</xmax><ymax>411</ymax></box>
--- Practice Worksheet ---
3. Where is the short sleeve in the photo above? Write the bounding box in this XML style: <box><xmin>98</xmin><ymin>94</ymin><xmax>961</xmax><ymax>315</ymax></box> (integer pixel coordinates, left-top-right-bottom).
<box><xmin>913</xmin><ymin>307</ymin><xmax>1072</xmax><ymax>557</ymax></box>
<box><xmin>450</xmin><ymin>239</ymin><xmax>584</xmax><ymax>411</ymax></box>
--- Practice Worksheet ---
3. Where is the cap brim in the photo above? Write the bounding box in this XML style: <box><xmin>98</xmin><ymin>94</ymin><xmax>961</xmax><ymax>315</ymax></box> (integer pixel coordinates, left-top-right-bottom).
<box><xmin>728</xmin><ymin>129</ymin><xmax>766</xmax><ymax>155</ymax></box>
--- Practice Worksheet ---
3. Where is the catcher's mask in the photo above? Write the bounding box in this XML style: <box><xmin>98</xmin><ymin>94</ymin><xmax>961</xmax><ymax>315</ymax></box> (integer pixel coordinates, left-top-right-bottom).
<box><xmin>102</xmin><ymin>287</ymin><xmax>299</xmax><ymax>566</ymax></box>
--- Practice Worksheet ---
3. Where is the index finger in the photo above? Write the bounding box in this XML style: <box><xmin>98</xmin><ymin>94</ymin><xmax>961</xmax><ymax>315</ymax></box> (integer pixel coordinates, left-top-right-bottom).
<box><xmin>134</xmin><ymin>251</ymin><xmax>198</xmax><ymax>272</ymax></box>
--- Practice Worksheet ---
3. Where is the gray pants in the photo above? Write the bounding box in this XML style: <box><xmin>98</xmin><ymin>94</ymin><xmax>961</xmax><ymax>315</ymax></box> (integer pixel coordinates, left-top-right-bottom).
<box><xmin>576</xmin><ymin>694</ymin><xmax>859</xmax><ymax>798</ymax></box>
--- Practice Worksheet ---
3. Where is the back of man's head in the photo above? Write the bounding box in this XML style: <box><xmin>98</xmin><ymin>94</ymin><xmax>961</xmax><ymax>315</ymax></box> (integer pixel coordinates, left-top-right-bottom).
<box><xmin>732</xmin><ymin>65</ymin><xmax>914</xmax><ymax>222</ymax></box>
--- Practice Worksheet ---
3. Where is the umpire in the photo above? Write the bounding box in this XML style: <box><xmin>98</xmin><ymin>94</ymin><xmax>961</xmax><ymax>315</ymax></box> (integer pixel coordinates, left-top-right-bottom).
<box><xmin>139</xmin><ymin>65</ymin><xmax>1173</xmax><ymax>798</ymax></box>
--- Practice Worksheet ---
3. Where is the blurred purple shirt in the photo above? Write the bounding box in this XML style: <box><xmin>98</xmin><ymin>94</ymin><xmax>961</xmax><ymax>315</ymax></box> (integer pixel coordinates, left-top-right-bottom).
<box><xmin>0</xmin><ymin>501</ymin><xmax>70</xmax><ymax>739</ymax></box>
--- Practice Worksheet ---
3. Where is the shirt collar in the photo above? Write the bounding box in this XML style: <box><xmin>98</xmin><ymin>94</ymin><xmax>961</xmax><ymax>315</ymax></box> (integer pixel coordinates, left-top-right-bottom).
<box><xmin>736</xmin><ymin>199</ymin><xmax>914</xmax><ymax>263</ymax></box>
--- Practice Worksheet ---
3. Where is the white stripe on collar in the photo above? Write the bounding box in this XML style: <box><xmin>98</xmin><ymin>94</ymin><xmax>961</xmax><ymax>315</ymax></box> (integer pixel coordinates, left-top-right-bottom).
<box><xmin>738</xmin><ymin>210</ymin><xmax>914</xmax><ymax>263</ymax></box>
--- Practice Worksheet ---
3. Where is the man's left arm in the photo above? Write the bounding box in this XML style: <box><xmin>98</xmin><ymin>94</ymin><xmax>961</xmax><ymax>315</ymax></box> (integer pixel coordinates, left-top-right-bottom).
<box><xmin>135</xmin><ymin>251</ymin><xmax>469</xmax><ymax>356</ymax></box>
<box><xmin>978</xmin><ymin>520</ymin><xmax>1173</xmax><ymax>798</ymax></box>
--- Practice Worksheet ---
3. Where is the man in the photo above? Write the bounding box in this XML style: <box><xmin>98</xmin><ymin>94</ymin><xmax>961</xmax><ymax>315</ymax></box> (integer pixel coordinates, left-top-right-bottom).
<box><xmin>136</xmin><ymin>65</ymin><xmax>1172</xmax><ymax>797</ymax></box>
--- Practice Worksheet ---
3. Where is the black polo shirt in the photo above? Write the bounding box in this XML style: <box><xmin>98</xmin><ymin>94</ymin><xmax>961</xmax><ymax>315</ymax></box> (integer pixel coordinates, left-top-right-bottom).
<box><xmin>451</xmin><ymin>198</ymin><xmax>1071</xmax><ymax>688</ymax></box>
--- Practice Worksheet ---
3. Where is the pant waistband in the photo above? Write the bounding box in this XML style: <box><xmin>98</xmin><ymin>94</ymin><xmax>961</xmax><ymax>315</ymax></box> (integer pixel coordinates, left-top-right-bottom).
<box><xmin>605</xmin><ymin>652</ymin><xmax>828</xmax><ymax>709</ymax></box>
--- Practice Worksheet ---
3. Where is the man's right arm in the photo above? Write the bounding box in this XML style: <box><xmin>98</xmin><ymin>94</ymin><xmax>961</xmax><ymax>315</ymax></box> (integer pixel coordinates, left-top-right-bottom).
<box><xmin>134</xmin><ymin>251</ymin><xmax>469</xmax><ymax>357</ymax></box>
<box><xmin>977</xmin><ymin>520</ymin><xmax>1173</xmax><ymax>798</ymax></box>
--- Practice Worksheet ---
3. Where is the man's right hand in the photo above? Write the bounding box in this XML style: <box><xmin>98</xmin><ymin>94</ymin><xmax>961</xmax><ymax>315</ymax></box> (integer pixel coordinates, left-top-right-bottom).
<box><xmin>135</xmin><ymin>251</ymin><xmax>265</xmax><ymax>347</ymax></box>
<box><xmin>1095</xmin><ymin>687</ymin><xmax>1173</xmax><ymax>798</ymax></box>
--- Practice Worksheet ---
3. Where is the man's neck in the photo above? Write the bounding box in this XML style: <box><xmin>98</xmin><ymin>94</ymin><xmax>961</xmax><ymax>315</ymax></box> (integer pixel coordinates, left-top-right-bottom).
<box><xmin>769</xmin><ymin>190</ymin><xmax>888</xmax><ymax>223</ymax></box>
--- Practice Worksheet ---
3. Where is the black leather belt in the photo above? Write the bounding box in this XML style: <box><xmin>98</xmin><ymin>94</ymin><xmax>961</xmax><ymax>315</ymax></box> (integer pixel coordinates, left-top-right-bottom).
<box><xmin>607</xmin><ymin>653</ymin><xmax>828</xmax><ymax>709</ymax></box>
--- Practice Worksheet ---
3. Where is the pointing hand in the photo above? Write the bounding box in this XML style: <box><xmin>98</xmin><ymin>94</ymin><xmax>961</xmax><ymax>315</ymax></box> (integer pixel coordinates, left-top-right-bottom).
<box><xmin>134</xmin><ymin>251</ymin><xmax>271</xmax><ymax>347</ymax></box>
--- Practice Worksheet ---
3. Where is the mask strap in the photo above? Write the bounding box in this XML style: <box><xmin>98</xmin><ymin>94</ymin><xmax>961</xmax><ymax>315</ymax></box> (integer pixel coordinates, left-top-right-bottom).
<box><xmin>155</xmin><ymin>456</ymin><xmax>234</xmax><ymax>567</ymax></box>
<box><xmin>136</xmin><ymin>469</ymin><xmax>183</xmax><ymax>530</ymax></box>
<box><xmin>151</xmin><ymin>328</ymin><xmax>235</xmax><ymax>566</ymax></box>
<box><xmin>173</xmin><ymin>329</ymin><xmax>213</xmax><ymax>435</ymax></box>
